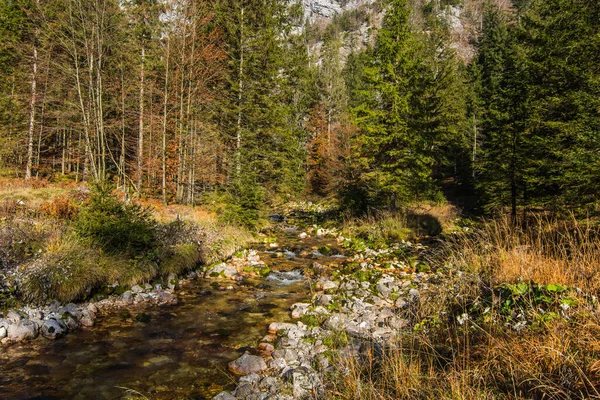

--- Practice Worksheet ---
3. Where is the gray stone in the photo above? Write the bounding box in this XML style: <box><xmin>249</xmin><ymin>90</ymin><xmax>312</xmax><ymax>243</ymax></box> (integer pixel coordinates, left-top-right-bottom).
<box><xmin>395</xmin><ymin>298</ymin><xmax>407</xmax><ymax>308</ymax></box>
<box><xmin>158</xmin><ymin>291</ymin><xmax>177</xmax><ymax>305</ymax></box>
<box><xmin>131</xmin><ymin>284</ymin><xmax>144</xmax><ymax>293</ymax></box>
<box><xmin>61</xmin><ymin>314</ymin><xmax>79</xmax><ymax>331</ymax></box>
<box><xmin>290</xmin><ymin>303</ymin><xmax>310</xmax><ymax>319</ymax></box>
<box><xmin>233</xmin><ymin>383</ymin><xmax>254</xmax><ymax>398</ymax></box>
<box><xmin>409</xmin><ymin>289</ymin><xmax>420</xmax><ymax>300</ymax></box>
<box><xmin>269</xmin><ymin>357</ymin><xmax>287</xmax><ymax>372</ymax></box>
<box><xmin>6</xmin><ymin>310</ymin><xmax>23</xmax><ymax>322</ymax></box>
<box><xmin>260</xmin><ymin>376</ymin><xmax>282</xmax><ymax>393</ymax></box>
<box><xmin>0</xmin><ymin>326</ymin><xmax>6</xmax><ymax>339</ymax></box>
<box><xmin>287</xmin><ymin>327</ymin><xmax>306</xmax><ymax>341</ymax></box>
<box><xmin>7</xmin><ymin>319</ymin><xmax>38</xmax><ymax>341</ymax></box>
<box><xmin>48</xmin><ymin>300</ymin><xmax>61</xmax><ymax>313</ymax></box>
<box><xmin>211</xmin><ymin>392</ymin><xmax>236</xmax><ymax>400</ymax></box>
<box><xmin>239</xmin><ymin>373</ymin><xmax>261</xmax><ymax>386</ymax></box>
<box><xmin>60</xmin><ymin>303</ymin><xmax>82</xmax><ymax>319</ymax></box>
<box><xmin>292</xmin><ymin>371</ymin><xmax>314</xmax><ymax>398</ymax></box>
<box><xmin>206</xmin><ymin>263</ymin><xmax>238</xmax><ymax>279</ymax></box>
<box><xmin>272</xmin><ymin>349</ymin><xmax>298</xmax><ymax>363</ymax></box>
<box><xmin>228</xmin><ymin>353</ymin><xmax>268</xmax><ymax>375</ymax></box>
<box><xmin>314</xmin><ymin>294</ymin><xmax>332</xmax><ymax>306</ymax></box>
<box><xmin>316</xmin><ymin>278</ymin><xmax>338</xmax><ymax>291</ymax></box>
<box><xmin>122</xmin><ymin>291</ymin><xmax>134</xmax><ymax>304</ymax></box>
<box><xmin>246</xmin><ymin>394</ymin><xmax>269</xmax><ymax>400</ymax></box>
<box><xmin>41</xmin><ymin>318</ymin><xmax>67</xmax><ymax>340</ymax></box>
<box><xmin>80</xmin><ymin>309</ymin><xmax>96</xmax><ymax>327</ymax></box>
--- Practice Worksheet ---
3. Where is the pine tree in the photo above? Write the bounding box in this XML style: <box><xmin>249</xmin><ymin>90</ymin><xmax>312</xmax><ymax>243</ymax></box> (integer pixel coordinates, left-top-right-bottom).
<box><xmin>474</xmin><ymin>4</ymin><xmax>527</xmax><ymax>219</ymax></box>
<box><xmin>519</xmin><ymin>0</ymin><xmax>600</xmax><ymax>213</ymax></box>
<box><xmin>349</xmin><ymin>0</ymin><xmax>433</xmax><ymax>210</ymax></box>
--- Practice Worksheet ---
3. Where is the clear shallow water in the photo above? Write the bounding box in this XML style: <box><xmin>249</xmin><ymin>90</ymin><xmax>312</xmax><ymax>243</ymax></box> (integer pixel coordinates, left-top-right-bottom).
<box><xmin>0</xmin><ymin>234</ymin><xmax>343</xmax><ymax>400</ymax></box>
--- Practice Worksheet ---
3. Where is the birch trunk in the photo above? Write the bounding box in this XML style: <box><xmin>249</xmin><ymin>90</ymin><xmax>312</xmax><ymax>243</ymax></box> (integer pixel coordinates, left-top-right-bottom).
<box><xmin>25</xmin><ymin>43</ymin><xmax>38</xmax><ymax>180</ymax></box>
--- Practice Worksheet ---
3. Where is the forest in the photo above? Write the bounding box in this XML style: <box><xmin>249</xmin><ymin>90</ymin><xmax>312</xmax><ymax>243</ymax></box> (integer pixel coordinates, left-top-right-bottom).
<box><xmin>0</xmin><ymin>0</ymin><xmax>597</xmax><ymax>223</ymax></box>
<box><xmin>1</xmin><ymin>0</ymin><xmax>600</xmax><ymax>399</ymax></box>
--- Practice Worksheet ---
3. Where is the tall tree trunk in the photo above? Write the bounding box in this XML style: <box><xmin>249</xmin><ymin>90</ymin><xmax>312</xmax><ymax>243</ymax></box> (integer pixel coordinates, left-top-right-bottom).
<box><xmin>162</xmin><ymin>38</ymin><xmax>170</xmax><ymax>205</ymax></box>
<box><xmin>137</xmin><ymin>46</ymin><xmax>145</xmax><ymax>192</ymax></box>
<box><xmin>235</xmin><ymin>5</ymin><xmax>245</xmax><ymax>178</ymax></box>
<box><xmin>25</xmin><ymin>42</ymin><xmax>38</xmax><ymax>180</ymax></box>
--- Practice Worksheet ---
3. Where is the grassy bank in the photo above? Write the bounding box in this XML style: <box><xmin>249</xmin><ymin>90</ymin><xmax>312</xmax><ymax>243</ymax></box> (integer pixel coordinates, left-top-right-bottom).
<box><xmin>327</xmin><ymin>210</ymin><xmax>600</xmax><ymax>399</ymax></box>
<box><xmin>0</xmin><ymin>179</ymin><xmax>252</xmax><ymax>308</ymax></box>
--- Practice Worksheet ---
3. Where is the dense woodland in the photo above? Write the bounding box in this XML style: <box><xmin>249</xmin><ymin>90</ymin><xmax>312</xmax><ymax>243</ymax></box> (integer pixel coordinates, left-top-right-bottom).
<box><xmin>0</xmin><ymin>0</ymin><xmax>599</xmax><ymax>223</ymax></box>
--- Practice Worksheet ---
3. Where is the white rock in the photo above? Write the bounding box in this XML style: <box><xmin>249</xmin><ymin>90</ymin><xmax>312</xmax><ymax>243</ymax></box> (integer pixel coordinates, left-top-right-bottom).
<box><xmin>7</xmin><ymin>319</ymin><xmax>38</xmax><ymax>342</ymax></box>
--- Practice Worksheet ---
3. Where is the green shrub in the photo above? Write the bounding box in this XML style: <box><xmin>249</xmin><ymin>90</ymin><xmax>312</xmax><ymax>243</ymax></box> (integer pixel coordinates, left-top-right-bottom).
<box><xmin>74</xmin><ymin>184</ymin><xmax>156</xmax><ymax>255</ymax></box>
<box><xmin>219</xmin><ymin>177</ymin><xmax>266</xmax><ymax>229</ymax></box>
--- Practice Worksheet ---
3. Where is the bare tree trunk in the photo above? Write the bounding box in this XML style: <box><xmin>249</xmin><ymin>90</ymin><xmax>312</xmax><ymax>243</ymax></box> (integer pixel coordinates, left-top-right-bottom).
<box><xmin>162</xmin><ymin>38</ymin><xmax>170</xmax><ymax>205</ymax></box>
<box><xmin>25</xmin><ymin>42</ymin><xmax>38</xmax><ymax>180</ymax></box>
<box><xmin>137</xmin><ymin>46</ymin><xmax>145</xmax><ymax>192</ymax></box>
<box><xmin>235</xmin><ymin>6</ymin><xmax>245</xmax><ymax>178</ymax></box>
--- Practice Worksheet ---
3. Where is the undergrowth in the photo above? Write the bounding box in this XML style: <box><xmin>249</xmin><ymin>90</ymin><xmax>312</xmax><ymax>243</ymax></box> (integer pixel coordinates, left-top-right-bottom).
<box><xmin>326</xmin><ymin>214</ymin><xmax>600</xmax><ymax>400</ymax></box>
<box><xmin>0</xmin><ymin>183</ymin><xmax>252</xmax><ymax>305</ymax></box>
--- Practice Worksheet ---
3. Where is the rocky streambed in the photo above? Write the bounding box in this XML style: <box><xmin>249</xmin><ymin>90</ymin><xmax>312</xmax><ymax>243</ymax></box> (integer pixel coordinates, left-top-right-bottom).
<box><xmin>0</xmin><ymin>226</ymin><xmax>363</xmax><ymax>399</ymax></box>
<box><xmin>0</xmin><ymin>223</ymin><xmax>440</xmax><ymax>399</ymax></box>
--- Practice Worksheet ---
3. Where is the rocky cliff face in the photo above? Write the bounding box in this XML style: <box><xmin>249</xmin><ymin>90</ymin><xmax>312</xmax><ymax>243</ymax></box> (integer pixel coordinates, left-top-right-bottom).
<box><xmin>295</xmin><ymin>0</ymin><xmax>487</xmax><ymax>63</ymax></box>
<box><xmin>299</xmin><ymin>0</ymin><xmax>377</xmax><ymax>23</ymax></box>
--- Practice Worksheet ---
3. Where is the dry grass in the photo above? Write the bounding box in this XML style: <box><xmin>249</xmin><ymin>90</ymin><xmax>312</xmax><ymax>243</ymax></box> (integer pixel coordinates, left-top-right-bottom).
<box><xmin>327</xmin><ymin>214</ymin><xmax>600</xmax><ymax>400</ymax></box>
<box><xmin>0</xmin><ymin>180</ymin><xmax>253</xmax><ymax>304</ymax></box>
<box><xmin>342</xmin><ymin>202</ymin><xmax>459</xmax><ymax>246</ymax></box>
<box><xmin>448</xmin><ymin>215</ymin><xmax>600</xmax><ymax>292</ymax></box>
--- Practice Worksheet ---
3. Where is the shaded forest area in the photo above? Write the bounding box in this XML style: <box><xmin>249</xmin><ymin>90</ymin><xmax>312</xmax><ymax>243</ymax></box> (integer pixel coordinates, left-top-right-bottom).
<box><xmin>0</xmin><ymin>0</ymin><xmax>599</xmax><ymax>224</ymax></box>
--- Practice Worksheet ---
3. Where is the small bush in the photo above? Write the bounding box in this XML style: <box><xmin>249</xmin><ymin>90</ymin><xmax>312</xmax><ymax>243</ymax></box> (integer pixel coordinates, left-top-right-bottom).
<box><xmin>38</xmin><ymin>197</ymin><xmax>78</xmax><ymax>220</ymax></box>
<box><xmin>74</xmin><ymin>184</ymin><xmax>157</xmax><ymax>255</ymax></box>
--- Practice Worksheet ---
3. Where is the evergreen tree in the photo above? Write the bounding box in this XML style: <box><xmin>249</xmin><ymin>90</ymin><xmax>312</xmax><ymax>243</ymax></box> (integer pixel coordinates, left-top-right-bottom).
<box><xmin>519</xmin><ymin>0</ymin><xmax>600</xmax><ymax>213</ymax></box>
<box><xmin>350</xmin><ymin>0</ymin><xmax>424</xmax><ymax>210</ymax></box>
<box><xmin>474</xmin><ymin>4</ymin><xmax>527</xmax><ymax>219</ymax></box>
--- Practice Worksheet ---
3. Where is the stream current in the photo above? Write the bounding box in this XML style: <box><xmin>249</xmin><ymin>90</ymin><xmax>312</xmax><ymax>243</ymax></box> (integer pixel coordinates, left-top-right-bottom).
<box><xmin>0</xmin><ymin>231</ymin><xmax>344</xmax><ymax>399</ymax></box>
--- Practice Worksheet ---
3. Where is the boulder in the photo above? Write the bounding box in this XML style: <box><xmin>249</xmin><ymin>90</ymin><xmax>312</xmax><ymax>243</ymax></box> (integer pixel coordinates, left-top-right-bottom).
<box><xmin>157</xmin><ymin>291</ymin><xmax>177</xmax><ymax>305</ymax></box>
<box><xmin>61</xmin><ymin>314</ymin><xmax>79</xmax><ymax>331</ymax></box>
<box><xmin>0</xmin><ymin>326</ymin><xmax>6</xmax><ymax>339</ymax></box>
<box><xmin>41</xmin><ymin>319</ymin><xmax>67</xmax><ymax>340</ymax></box>
<box><xmin>268</xmin><ymin>322</ymin><xmax>296</xmax><ymax>334</ymax></box>
<box><xmin>316</xmin><ymin>278</ymin><xmax>338</xmax><ymax>291</ymax></box>
<box><xmin>122</xmin><ymin>291</ymin><xmax>134</xmax><ymax>304</ymax></box>
<box><xmin>233</xmin><ymin>383</ymin><xmax>254</xmax><ymax>398</ymax></box>
<box><xmin>80</xmin><ymin>309</ymin><xmax>96</xmax><ymax>327</ymax></box>
<box><xmin>290</xmin><ymin>303</ymin><xmax>310</xmax><ymax>319</ymax></box>
<box><xmin>7</xmin><ymin>319</ymin><xmax>39</xmax><ymax>341</ymax></box>
<box><xmin>6</xmin><ymin>310</ymin><xmax>23</xmax><ymax>322</ymax></box>
<box><xmin>228</xmin><ymin>353</ymin><xmax>268</xmax><ymax>375</ymax></box>
<box><xmin>131</xmin><ymin>284</ymin><xmax>144</xmax><ymax>293</ymax></box>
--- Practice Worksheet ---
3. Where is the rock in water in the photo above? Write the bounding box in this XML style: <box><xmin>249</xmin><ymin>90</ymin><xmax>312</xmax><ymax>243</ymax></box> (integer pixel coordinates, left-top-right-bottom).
<box><xmin>228</xmin><ymin>353</ymin><xmax>267</xmax><ymax>375</ymax></box>
<box><xmin>41</xmin><ymin>319</ymin><xmax>67</xmax><ymax>340</ymax></box>
<box><xmin>7</xmin><ymin>319</ymin><xmax>39</xmax><ymax>342</ymax></box>
<box><xmin>122</xmin><ymin>291</ymin><xmax>134</xmax><ymax>304</ymax></box>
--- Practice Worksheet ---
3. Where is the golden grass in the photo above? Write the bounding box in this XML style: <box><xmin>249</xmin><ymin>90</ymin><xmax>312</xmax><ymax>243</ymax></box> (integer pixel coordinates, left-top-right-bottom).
<box><xmin>448</xmin><ymin>215</ymin><xmax>600</xmax><ymax>292</ymax></box>
<box><xmin>327</xmin><ymin>214</ymin><xmax>600</xmax><ymax>400</ymax></box>
<box><xmin>342</xmin><ymin>202</ymin><xmax>459</xmax><ymax>245</ymax></box>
